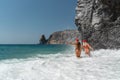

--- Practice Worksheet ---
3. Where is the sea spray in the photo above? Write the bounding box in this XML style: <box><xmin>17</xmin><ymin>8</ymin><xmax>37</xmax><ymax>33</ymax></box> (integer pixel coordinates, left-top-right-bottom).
<box><xmin>0</xmin><ymin>45</ymin><xmax>120</xmax><ymax>80</ymax></box>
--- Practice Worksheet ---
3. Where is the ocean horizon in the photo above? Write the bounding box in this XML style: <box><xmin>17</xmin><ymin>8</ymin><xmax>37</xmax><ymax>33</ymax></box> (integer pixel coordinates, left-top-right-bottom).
<box><xmin>0</xmin><ymin>44</ymin><xmax>70</xmax><ymax>60</ymax></box>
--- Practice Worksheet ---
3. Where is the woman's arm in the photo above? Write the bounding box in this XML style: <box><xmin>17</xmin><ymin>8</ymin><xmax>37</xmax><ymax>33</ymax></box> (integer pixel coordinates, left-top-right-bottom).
<box><xmin>66</xmin><ymin>42</ymin><xmax>75</xmax><ymax>45</ymax></box>
<box><xmin>81</xmin><ymin>45</ymin><xmax>84</xmax><ymax>50</ymax></box>
<box><xmin>88</xmin><ymin>43</ymin><xmax>94</xmax><ymax>51</ymax></box>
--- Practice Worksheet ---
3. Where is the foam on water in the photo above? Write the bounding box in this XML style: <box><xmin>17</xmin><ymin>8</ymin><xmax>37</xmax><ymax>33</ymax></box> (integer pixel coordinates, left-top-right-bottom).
<box><xmin>0</xmin><ymin>48</ymin><xmax>120</xmax><ymax>80</ymax></box>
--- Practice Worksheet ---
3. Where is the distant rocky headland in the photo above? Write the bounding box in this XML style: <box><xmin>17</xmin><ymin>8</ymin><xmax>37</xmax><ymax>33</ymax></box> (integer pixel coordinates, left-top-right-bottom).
<box><xmin>39</xmin><ymin>30</ymin><xmax>81</xmax><ymax>44</ymax></box>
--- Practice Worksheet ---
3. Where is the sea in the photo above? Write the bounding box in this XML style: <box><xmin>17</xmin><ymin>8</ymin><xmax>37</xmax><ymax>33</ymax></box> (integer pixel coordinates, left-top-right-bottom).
<box><xmin>0</xmin><ymin>44</ymin><xmax>120</xmax><ymax>80</ymax></box>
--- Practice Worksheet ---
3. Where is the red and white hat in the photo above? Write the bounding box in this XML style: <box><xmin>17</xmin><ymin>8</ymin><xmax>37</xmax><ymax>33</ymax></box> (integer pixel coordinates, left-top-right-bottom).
<box><xmin>82</xmin><ymin>40</ymin><xmax>87</xmax><ymax>42</ymax></box>
<box><xmin>75</xmin><ymin>38</ymin><xmax>79</xmax><ymax>41</ymax></box>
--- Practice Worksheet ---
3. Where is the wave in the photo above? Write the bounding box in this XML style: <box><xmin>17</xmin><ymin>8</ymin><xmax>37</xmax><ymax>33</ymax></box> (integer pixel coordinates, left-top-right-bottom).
<box><xmin>0</xmin><ymin>49</ymin><xmax>120</xmax><ymax>80</ymax></box>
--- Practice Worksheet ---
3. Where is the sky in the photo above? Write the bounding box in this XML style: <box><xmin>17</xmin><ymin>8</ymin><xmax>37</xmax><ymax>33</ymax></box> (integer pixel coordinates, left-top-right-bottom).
<box><xmin>0</xmin><ymin>0</ymin><xmax>77</xmax><ymax>44</ymax></box>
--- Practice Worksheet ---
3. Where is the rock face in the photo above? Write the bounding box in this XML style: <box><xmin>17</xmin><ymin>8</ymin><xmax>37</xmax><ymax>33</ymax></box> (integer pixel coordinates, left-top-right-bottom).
<box><xmin>39</xmin><ymin>35</ymin><xmax>47</xmax><ymax>44</ymax></box>
<box><xmin>47</xmin><ymin>30</ymin><xmax>81</xmax><ymax>44</ymax></box>
<box><xmin>75</xmin><ymin>0</ymin><xmax>120</xmax><ymax>49</ymax></box>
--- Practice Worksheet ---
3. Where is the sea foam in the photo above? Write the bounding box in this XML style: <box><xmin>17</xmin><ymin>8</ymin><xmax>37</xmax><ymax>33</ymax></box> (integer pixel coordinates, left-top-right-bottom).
<box><xmin>0</xmin><ymin>49</ymin><xmax>120</xmax><ymax>80</ymax></box>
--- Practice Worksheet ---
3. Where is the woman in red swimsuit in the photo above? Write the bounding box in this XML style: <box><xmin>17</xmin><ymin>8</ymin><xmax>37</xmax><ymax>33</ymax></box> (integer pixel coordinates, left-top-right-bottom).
<box><xmin>67</xmin><ymin>38</ymin><xmax>82</xmax><ymax>58</ymax></box>
<box><xmin>82</xmin><ymin>40</ymin><xmax>93</xmax><ymax>57</ymax></box>
<box><xmin>75</xmin><ymin>38</ymin><xmax>82</xmax><ymax>57</ymax></box>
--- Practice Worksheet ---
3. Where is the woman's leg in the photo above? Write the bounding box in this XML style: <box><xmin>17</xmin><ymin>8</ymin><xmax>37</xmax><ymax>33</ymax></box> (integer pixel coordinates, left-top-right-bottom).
<box><xmin>85</xmin><ymin>49</ymin><xmax>90</xmax><ymax>57</ymax></box>
<box><xmin>75</xmin><ymin>49</ymin><xmax>80</xmax><ymax>57</ymax></box>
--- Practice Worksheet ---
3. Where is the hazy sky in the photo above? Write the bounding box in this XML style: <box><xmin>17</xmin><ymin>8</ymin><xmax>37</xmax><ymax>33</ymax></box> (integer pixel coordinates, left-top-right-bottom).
<box><xmin>0</xmin><ymin>0</ymin><xmax>77</xmax><ymax>44</ymax></box>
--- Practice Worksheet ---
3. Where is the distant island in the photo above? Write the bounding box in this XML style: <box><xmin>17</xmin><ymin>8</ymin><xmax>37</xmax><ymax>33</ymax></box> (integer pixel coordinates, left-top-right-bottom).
<box><xmin>39</xmin><ymin>29</ymin><xmax>81</xmax><ymax>44</ymax></box>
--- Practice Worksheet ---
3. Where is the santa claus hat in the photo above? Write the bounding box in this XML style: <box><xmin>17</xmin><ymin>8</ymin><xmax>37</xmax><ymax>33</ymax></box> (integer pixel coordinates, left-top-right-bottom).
<box><xmin>75</xmin><ymin>38</ymin><xmax>79</xmax><ymax>41</ymax></box>
<box><xmin>82</xmin><ymin>40</ymin><xmax>87</xmax><ymax>42</ymax></box>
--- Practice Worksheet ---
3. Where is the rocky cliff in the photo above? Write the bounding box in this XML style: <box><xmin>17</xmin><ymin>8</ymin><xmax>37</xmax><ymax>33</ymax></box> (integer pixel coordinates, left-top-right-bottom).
<box><xmin>75</xmin><ymin>0</ymin><xmax>120</xmax><ymax>49</ymax></box>
<box><xmin>39</xmin><ymin>35</ymin><xmax>47</xmax><ymax>44</ymax></box>
<box><xmin>47</xmin><ymin>30</ymin><xmax>81</xmax><ymax>44</ymax></box>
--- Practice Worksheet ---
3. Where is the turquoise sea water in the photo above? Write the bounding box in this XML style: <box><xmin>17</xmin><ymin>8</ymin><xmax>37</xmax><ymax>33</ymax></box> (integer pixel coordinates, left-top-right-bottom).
<box><xmin>0</xmin><ymin>44</ymin><xmax>120</xmax><ymax>80</ymax></box>
<box><xmin>0</xmin><ymin>44</ymin><xmax>70</xmax><ymax>60</ymax></box>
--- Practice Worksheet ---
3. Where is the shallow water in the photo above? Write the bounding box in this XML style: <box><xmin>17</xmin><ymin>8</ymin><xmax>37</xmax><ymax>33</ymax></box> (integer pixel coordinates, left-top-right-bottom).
<box><xmin>0</xmin><ymin>45</ymin><xmax>120</xmax><ymax>80</ymax></box>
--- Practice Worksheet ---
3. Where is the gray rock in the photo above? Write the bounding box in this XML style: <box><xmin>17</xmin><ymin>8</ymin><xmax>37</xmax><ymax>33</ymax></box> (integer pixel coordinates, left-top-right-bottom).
<box><xmin>75</xmin><ymin>0</ymin><xmax>120</xmax><ymax>49</ymax></box>
<box><xmin>47</xmin><ymin>30</ymin><xmax>81</xmax><ymax>44</ymax></box>
<box><xmin>39</xmin><ymin>35</ymin><xmax>47</xmax><ymax>44</ymax></box>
